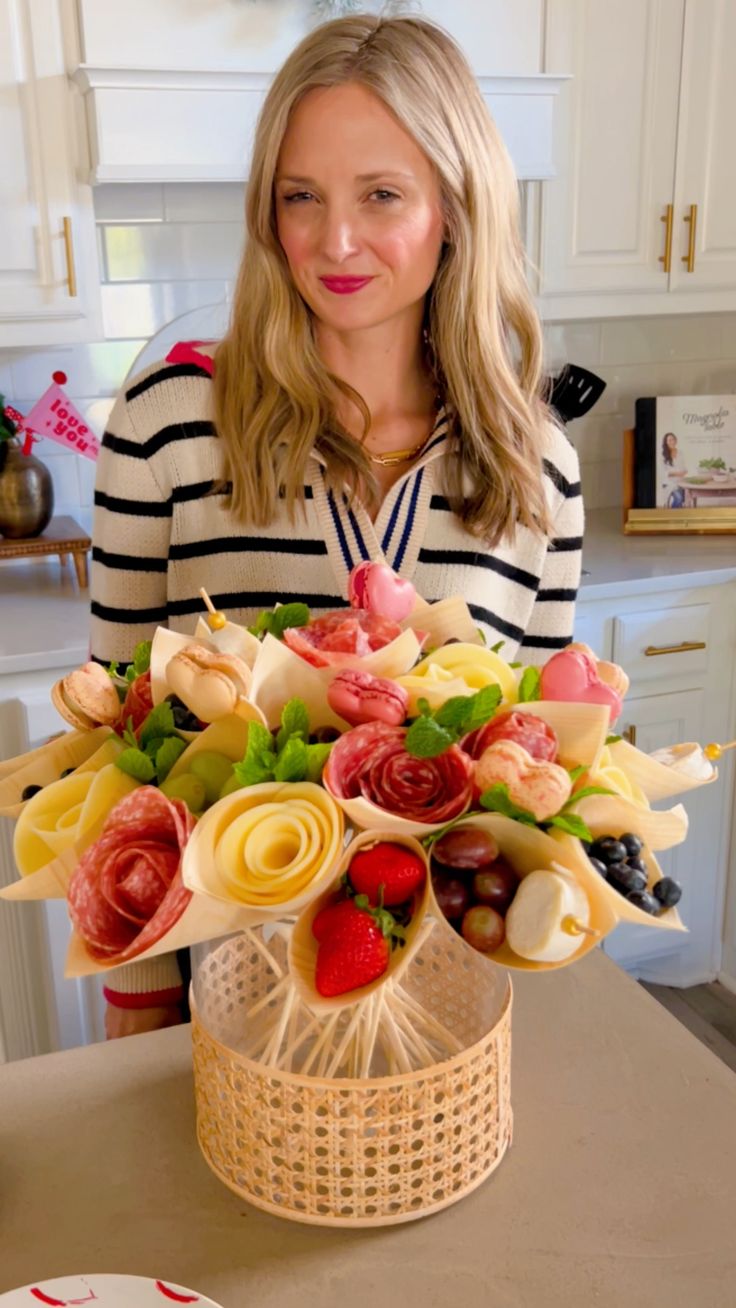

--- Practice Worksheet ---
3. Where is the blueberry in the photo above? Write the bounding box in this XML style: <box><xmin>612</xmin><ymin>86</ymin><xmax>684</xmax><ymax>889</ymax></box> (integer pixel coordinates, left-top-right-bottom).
<box><xmin>165</xmin><ymin>694</ymin><xmax>200</xmax><ymax>732</ymax></box>
<box><xmin>589</xmin><ymin>836</ymin><xmax>627</xmax><ymax>866</ymax></box>
<box><xmin>60</xmin><ymin>767</ymin><xmax>75</xmax><ymax>778</ymax></box>
<box><xmin>311</xmin><ymin>726</ymin><xmax>341</xmax><ymax>745</ymax></box>
<box><xmin>588</xmin><ymin>856</ymin><xmax>608</xmax><ymax>878</ymax></box>
<box><xmin>620</xmin><ymin>832</ymin><xmax>643</xmax><ymax>858</ymax></box>
<box><xmin>627</xmin><ymin>890</ymin><xmax>660</xmax><ymax>915</ymax></box>
<box><xmin>21</xmin><ymin>784</ymin><xmax>42</xmax><ymax>801</ymax></box>
<box><xmin>625</xmin><ymin>857</ymin><xmax>647</xmax><ymax>876</ymax></box>
<box><xmin>608</xmin><ymin>863</ymin><xmax>647</xmax><ymax>895</ymax></box>
<box><xmin>580</xmin><ymin>839</ymin><xmax>592</xmax><ymax>854</ymax></box>
<box><xmin>653</xmin><ymin>877</ymin><xmax>682</xmax><ymax>908</ymax></box>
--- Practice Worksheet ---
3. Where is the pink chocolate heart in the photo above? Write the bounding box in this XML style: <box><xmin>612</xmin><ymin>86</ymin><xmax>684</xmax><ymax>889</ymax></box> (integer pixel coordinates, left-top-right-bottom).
<box><xmin>540</xmin><ymin>648</ymin><xmax>623</xmax><ymax>725</ymax></box>
<box><xmin>347</xmin><ymin>561</ymin><xmax>416</xmax><ymax>623</ymax></box>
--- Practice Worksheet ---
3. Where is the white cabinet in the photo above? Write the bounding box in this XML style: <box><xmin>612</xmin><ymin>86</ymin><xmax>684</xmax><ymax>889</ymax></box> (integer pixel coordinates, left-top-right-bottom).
<box><xmin>0</xmin><ymin>0</ymin><xmax>101</xmax><ymax>347</ymax></box>
<box><xmin>575</xmin><ymin>580</ymin><xmax>736</xmax><ymax>986</ymax></box>
<box><xmin>0</xmin><ymin>671</ymin><xmax>105</xmax><ymax>1062</ymax></box>
<box><xmin>537</xmin><ymin>0</ymin><xmax>736</xmax><ymax>319</ymax></box>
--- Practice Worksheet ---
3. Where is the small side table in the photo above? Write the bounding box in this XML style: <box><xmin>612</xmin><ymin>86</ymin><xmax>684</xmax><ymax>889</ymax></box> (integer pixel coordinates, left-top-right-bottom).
<box><xmin>0</xmin><ymin>515</ymin><xmax>91</xmax><ymax>587</ymax></box>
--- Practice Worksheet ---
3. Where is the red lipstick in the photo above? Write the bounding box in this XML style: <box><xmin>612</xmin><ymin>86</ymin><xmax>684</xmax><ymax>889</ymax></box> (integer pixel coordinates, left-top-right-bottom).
<box><xmin>319</xmin><ymin>276</ymin><xmax>374</xmax><ymax>294</ymax></box>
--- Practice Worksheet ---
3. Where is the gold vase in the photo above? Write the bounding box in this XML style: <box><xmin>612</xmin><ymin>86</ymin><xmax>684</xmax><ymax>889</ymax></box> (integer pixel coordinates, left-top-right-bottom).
<box><xmin>0</xmin><ymin>441</ymin><xmax>54</xmax><ymax>539</ymax></box>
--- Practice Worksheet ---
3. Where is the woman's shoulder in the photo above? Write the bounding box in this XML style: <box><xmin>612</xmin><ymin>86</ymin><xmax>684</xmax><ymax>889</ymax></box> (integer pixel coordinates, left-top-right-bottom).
<box><xmin>539</xmin><ymin>418</ymin><xmax>582</xmax><ymax>503</ymax></box>
<box><xmin>110</xmin><ymin>343</ymin><xmax>218</xmax><ymax>448</ymax></box>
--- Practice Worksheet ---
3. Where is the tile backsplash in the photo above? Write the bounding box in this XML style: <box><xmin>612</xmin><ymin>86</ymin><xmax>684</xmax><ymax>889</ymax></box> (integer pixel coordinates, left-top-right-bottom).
<box><xmin>2</xmin><ymin>181</ymin><xmax>736</xmax><ymax>532</ymax></box>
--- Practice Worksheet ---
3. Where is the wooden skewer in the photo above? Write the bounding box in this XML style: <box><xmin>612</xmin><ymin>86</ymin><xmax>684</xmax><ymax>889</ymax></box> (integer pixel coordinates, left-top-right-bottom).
<box><xmin>561</xmin><ymin>915</ymin><xmax>600</xmax><ymax>939</ymax></box>
<box><xmin>198</xmin><ymin>586</ymin><xmax>227</xmax><ymax>630</ymax></box>
<box><xmin>704</xmin><ymin>740</ymin><xmax>736</xmax><ymax>761</ymax></box>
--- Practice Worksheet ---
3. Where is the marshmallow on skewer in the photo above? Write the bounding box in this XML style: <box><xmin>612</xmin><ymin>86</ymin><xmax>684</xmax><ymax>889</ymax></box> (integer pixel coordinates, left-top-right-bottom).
<box><xmin>505</xmin><ymin>868</ymin><xmax>592</xmax><ymax>963</ymax></box>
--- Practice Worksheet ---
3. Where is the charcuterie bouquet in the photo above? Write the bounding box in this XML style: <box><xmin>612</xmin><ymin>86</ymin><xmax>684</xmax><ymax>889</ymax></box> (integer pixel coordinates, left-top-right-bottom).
<box><xmin>0</xmin><ymin>560</ymin><xmax>726</xmax><ymax>1223</ymax></box>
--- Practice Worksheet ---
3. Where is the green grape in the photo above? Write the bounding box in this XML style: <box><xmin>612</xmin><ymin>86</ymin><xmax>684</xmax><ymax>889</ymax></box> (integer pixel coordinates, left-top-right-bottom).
<box><xmin>188</xmin><ymin>752</ymin><xmax>235</xmax><ymax>805</ymax></box>
<box><xmin>159</xmin><ymin>772</ymin><xmax>207</xmax><ymax>814</ymax></box>
<box><xmin>219</xmin><ymin>771</ymin><xmax>245</xmax><ymax>799</ymax></box>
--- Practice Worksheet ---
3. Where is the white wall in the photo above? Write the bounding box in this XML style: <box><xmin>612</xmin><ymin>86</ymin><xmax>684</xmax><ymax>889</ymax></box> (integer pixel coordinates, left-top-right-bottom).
<box><xmin>1</xmin><ymin>180</ymin><xmax>736</xmax><ymax>530</ymax></box>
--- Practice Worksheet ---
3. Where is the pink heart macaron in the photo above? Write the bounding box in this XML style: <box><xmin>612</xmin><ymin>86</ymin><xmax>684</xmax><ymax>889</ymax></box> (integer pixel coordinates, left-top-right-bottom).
<box><xmin>327</xmin><ymin>669</ymin><xmax>409</xmax><ymax>728</ymax></box>
<box><xmin>348</xmin><ymin>561</ymin><xmax>416</xmax><ymax>623</ymax></box>
<box><xmin>540</xmin><ymin>647</ymin><xmax>623</xmax><ymax>725</ymax></box>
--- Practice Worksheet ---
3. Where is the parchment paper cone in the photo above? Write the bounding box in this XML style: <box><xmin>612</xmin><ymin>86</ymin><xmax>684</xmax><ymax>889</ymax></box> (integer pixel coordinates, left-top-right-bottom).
<box><xmin>607</xmin><ymin>736</ymin><xmax>717</xmax><ymax>802</ymax></box>
<box><xmin>0</xmin><ymin>726</ymin><xmax>113</xmax><ymax>818</ymax></box>
<box><xmin>428</xmin><ymin>813</ymin><xmax>620</xmax><ymax>972</ymax></box>
<box><xmin>289</xmin><ymin>830</ymin><xmax>431</xmax><ymax>1014</ymax></box>
<box><xmin>571</xmin><ymin>792</ymin><xmax>688</xmax><ymax>851</ymax></box>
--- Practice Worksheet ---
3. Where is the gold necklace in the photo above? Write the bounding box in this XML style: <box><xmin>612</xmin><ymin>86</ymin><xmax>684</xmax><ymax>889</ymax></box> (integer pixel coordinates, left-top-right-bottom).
<box><xmin>367</xmin><ymin>435</ymin><xmax>430</xmax><ymax>468</ymax></box>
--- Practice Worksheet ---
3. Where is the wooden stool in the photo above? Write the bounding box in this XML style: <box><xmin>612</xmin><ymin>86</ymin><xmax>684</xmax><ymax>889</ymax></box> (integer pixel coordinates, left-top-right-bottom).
<box><xmin>0</xmin><ymin>515</ymin><xmax>91</xmax><ymax>587</ymax></box>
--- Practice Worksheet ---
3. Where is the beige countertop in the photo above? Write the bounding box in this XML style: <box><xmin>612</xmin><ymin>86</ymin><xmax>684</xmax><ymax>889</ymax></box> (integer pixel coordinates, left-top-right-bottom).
<box><xmin>1</xmin><ymin>951</ymin><xmax>734</xmax><ymax>1307</ymax></box>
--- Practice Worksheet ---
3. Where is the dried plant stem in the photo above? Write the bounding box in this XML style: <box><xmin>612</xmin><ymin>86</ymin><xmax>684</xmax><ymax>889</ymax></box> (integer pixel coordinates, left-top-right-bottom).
<box><xmin>241</xmin><ymin>925</ymin><xmax>284</xmax><ymax>980</ymax></box>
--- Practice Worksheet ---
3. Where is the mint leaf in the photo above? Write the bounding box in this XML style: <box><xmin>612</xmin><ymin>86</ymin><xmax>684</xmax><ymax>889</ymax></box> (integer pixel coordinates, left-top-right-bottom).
<box><xmin>132</xmin><ymin>640</ymin><xmax>152</xmax><ymax>677</ymax></box>
<box><xmin>567</xmin><ymin>765</ymin><xmax>587</xmax><ymax>784</ymax></box>
<box><xmin>518</xmin><ymin>667</ymin><xmax>542</xmax><ymax>703</ymax></box>
<box><xmin>273</xmin><ymin>736</ymin><xmax>308</xmax><ymax>782</ymax></box>
<box><xmin>490</xmin><ymin>640</ymin><xmax>505</xmax><ymax>654</ymax></box>
<box><xmin>155</xmin><ymin>736</ymin><xmax>187</xmax><ymax>782</ymax></box>
<box><xmin>478</xmin><ymin>783</ymin><xmax>537</xmax><ymax>826</ymax></box>
<box><xmin>139</xmin><ymin>701</ymin><xmax>176</xmax><ymax>749</ymax></box>
<box><xmin>434</xmin><ymin>694</ymin><xmax>476</xmax><ymax>731</ymax></box>
<box><xmin>416</xmin><ymin>697</ymin><xmax>432</xmax><ymax>718</ymax></box>
<box><xmin>106</xmin><ymin>660</ymin><xmax>119</xmax><ymax>679</ymax></box>
<box><xmin>463</xmin><ymin>684</ymin><xmax>503</xmax><ymax>732</ymax></box>
<box><xmin>115</xmin><ymin>748</ymin><xmax>155</xmax><ymax>783</ymax></box>
<box><xmin>305</xmin><ymin>741</ymin><xmax>334</xmax><ymax>783</ymax></box>
<box><xmin>233</xmin><ymin>720</ymin><xmax>277</xmax><ymax>786</ymax></box>
<box><xmin>276</xmin><ymin>698</ymin><xmax>310</xmax><ymax>751</ymax></box>
<box><xmin>605</xmin><ymin>733</ymin><xmax>622</xmax><ymax>745</ymax></box>
<box><xmin>547</xmin><ymin>812</ymin><xmax>593</xmax><ymax>841</ymax></box>
<box><xmin>405</xmin><ymin>716</ymin><xmax>456</xmax><ymax>758</ymax></box>
<box><xmin>271</xmin><ymin>602</ymin><xmax>310</xmax><ymax>639</ymax></box>
<box><xmin>563</xmin><ymin>785</ymin><xmax>615</xmax><ymax>807</ymax></box>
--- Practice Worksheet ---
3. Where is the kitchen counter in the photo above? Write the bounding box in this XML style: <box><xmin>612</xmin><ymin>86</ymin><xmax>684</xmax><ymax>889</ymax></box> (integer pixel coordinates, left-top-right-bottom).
<box><xmin>0</xmin><ymin>559</ymin><xmax>89</xmax><ymax>674</ymax></box>
<box><xmin>580</xmin><ymin>508</ymin><xmax>736</xmax><ymax>599</ymax></box>
<box><xmin>1</xmin><ymin>951</ymin><xmax>734</xmax><ymax>1307</ymax></box>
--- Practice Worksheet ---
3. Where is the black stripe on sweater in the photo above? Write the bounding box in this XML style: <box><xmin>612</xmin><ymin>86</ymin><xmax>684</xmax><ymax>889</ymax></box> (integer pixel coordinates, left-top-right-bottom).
<box><xmin>536</xmin><ymin>587</ymin><xmax>578</xmax><ymax>602</ymax></box>
<box><xmin>467</xmin><ymin>602</ymin><xmax>524</xmax><ymax>643</ymax></box>
<box><xmin>520</xmin><ymin>633</ymin><xmax>573</xmax><ymax>651</ymax></box>
<box><xmin>550</xmin><ymin>536</ymin><xmax>584</xmax><ymax>552</ymax></box>
<box><xmin>94</xmin><ymin>490</ymin><xmax>172</xmax><ymax>518</ymax></box>
<box><xmin>92</xmin><ymin>546</ymin><xmax>168</xmax><ymax>573</ymax></box>
<box><xmin>171</xmin><ymin>480</ymin><xmax>230</xmax><ymax>504</ymax></box>
<box><xmin>91</xmin><ymin>599</ymin><xmax>170</xmax><ymax>625</ymax></box>
<box><xmin>166</xmin><ymin>591</ymin><xmax>349</xmax><ymax>618</ymax></box>
<box><xmin>543</xmin><ymin>459</ymin><xmax>581</xmax><ymax>499</ymax></box>
<box><xmin>418</xmin><ymin>547</ymin><xmax>539</xmax><ymax>592</ymax></box>
<box><xmin>126</xmin><ymin>362</ymin><xmax>212</xmax><ymax>401</ymax></box>
<box><xmin>168</xmin><ymin>536</ymin><xmax>328</xmax><ymax>560</ymax></box>
<box><xmin>430</xmin><ymin>494</ymin><xmax>452</xmax><ymax>512</ymax></box>
<box><xmin>103</xmin><ymin>420</ymin><xmax>215</xmax><ymax>460</ymax></box>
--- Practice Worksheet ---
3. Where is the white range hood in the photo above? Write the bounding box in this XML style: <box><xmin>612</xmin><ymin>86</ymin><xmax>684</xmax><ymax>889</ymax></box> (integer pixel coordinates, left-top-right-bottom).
<box><xmin>72</xmin><ymin>66</ymin><xmax>568</xmax><ymax>184</ymax></box>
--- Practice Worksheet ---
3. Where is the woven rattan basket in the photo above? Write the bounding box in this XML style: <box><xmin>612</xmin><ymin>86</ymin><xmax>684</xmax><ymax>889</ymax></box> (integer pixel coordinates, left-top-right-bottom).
<box><xmin>191</xmin><ymin>921</ymin><xmax>512</xmax><ymax>1227</ymax></box>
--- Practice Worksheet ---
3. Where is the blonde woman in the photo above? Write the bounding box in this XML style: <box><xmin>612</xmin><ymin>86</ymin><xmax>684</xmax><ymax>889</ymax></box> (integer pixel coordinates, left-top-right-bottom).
<box><xmin>92</xmin><ymin>15</ymin><xmax>583</xmax><ymax>1036</ymax></box>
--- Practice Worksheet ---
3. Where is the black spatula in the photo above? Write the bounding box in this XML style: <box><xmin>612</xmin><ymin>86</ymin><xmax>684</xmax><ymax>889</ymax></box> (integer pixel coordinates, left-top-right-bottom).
<box><xmin>546</xmin><ymin>364</ymin><xmax>607</xmax><ymax>425</ymax></box>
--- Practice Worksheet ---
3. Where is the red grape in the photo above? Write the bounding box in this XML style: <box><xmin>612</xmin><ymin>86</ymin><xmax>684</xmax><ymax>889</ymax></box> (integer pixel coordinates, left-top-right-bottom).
<box><xmin>472</xmin><ymin>859</ymin><xmax>519</xmax><ymax>913</ymax></box>
<box><xmin>432</xmin><ymin>825</ymin><xmax>499</xmax><ymax>870</ymax></box>
<box><xmin>432</xmin><ymin>873</ymin><xmax>471</xmax><ymax>921</ymax></box>
<box><xmin>461</xmin><ymin>905</ymin><xmax>506</xmax><ymax>953</ymax></box>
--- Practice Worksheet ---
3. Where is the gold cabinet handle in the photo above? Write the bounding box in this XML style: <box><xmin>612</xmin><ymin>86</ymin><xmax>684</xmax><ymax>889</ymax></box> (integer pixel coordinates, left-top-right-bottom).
<box><xmin>622</xmin><ymin>724</ymin><xmax>637</xmax><ymax>746</ymax></box>
<box><xmin>659</xmin><ymin>203</ymin><xmax>673</xmax><ymax>273</ymax></box>
<box><xmin>682</xmin><ymin>203</ymin><xmax>697</xmax><ymax>273</ymax></box>
<box><xmin>62</xmin><ymin>216</ymin><xmax>77</xmax><ymax>297</ymax></box>
<box><xmin>644</xmin><ymin>640</ymin><xmax>706</xmax><ymax>657</ymax></box>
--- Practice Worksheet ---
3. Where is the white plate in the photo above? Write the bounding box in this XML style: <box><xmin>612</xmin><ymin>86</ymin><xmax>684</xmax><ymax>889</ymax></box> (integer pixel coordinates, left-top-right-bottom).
<box><xmin>0</xmin><ymin>1275</ymin><xmax>223</xmax><ymax>1307</ymax></box>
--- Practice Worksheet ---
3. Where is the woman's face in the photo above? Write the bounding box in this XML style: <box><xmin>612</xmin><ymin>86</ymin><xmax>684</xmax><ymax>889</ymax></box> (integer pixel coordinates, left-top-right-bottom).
<box><xmin>666</xmin><ymin>433</ymin><xmax>678</xmax><ymax>452</ymax></box>
<box><xmin>274</xmin><ymin>82</ymin><xmax>446</xmax><ymax>338</ymax></box>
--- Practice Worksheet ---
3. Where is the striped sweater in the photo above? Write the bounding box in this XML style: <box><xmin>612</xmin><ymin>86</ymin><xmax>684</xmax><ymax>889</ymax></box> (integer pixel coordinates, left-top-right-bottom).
<box><xmin>90</xmin><ymin>352</ymin><xmax>584</xmax><ymax>669</ymax></box>
<box><xmin>94</xmin><ymin>349</ymin><xmax>583</xmax><ymax>1003</ymax></box>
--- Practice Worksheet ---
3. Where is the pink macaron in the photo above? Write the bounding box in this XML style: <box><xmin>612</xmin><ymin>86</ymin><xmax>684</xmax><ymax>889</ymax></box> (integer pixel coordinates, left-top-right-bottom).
<box><xmin>327</xmin><ymin>669</ymin><xmax>409</xmax><ymax>728</ymax></box>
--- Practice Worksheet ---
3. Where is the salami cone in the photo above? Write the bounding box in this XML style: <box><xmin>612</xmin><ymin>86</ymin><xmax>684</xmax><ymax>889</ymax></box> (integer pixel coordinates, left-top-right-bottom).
<box><xmin>64</xmin><ymin>889</ymin><xmax>257</xmax><ymax>977</ymax></box>
<box><xmin>289</xmin><ymin>830</ymin><xmax>431</xmax><ymax>1014</ymax></box>
<box><xmin>248</xmin><ymin>629</ymin><xmax>422</xmax><ymax>730</ymax></box>
<box><xmin>0</xmin><ymin>726</ymin><xmax>113</xmax><ymax>817</ymax></box>
<box><xmin>324</xmin><ymin>793</ymin><xmax>454</xmax><ymax>838</ymax></box>
<box><xmin>606</xmin><ymin>736</ymin><xmax>717</xmax><ymax>802</ymax></box>
<box><xmin>181</xmin><ymin>780</ymin><xmax>344</xmax><ymax>921</ymax></box>
<box><xmin>429</xmin><ymin>814</ymin><xmax>619</xmax><ymax>973</ymax></box>
<box><xmin>514</xmin><ymin>701</ymin><xmax>610</xmax><ymax>772</ymax></box>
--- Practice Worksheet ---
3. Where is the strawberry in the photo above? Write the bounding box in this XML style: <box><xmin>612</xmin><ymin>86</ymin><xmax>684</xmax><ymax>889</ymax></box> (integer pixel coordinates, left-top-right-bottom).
<box><xmin>315</xmin><ymin>895</ymin><xmax>403</xmax><ymax>997</ymax></box>
<box><xmin>311</xmin><ymin>894</ymin><xmax>354</xmax><ymax>943</ymax></box>
<box><xmin>348</xmin><ymin>841</ymin><xmax>426</xmax><ymax>907</ymax></box>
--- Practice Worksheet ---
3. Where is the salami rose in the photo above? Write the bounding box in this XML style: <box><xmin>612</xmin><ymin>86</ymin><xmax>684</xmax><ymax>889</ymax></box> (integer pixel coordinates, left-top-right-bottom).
<box><xmin>67</xmin><ymin>786</ymin><xmax>196</xmax><ymax>963</ymax></box>
<box><xmin>283</xmin><ymin>610</ymin><xmax>403</xmax><ymax>667</ymax></box>
<box><xmin>324</xmin><ymin>721</ymin><xmax>473</xmax><ymax>824</ymax></box>
<box><xmin>120</xmin><ymin>670</ymin><xmax>154</xmax><ymax>735</ymax></box>
<box><xmin>462</xmin><ymin>710</ymin><xmax>559</xmax><ymax>763</ymax></box>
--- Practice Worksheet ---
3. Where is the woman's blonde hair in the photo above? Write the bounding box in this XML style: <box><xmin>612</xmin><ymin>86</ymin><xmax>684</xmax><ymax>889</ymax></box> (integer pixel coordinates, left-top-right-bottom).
<box><xmin>214</xmin><ymin>14</ymin><xmax>553</xmax><ymax>544</ymax></box>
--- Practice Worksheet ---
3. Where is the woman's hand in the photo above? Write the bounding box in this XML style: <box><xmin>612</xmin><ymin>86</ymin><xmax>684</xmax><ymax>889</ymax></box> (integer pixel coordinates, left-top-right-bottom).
<box><xmin>105</xmin><ymin>1002</ymin><xmax>184</xmax><ymax>1039</ymax></box>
